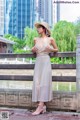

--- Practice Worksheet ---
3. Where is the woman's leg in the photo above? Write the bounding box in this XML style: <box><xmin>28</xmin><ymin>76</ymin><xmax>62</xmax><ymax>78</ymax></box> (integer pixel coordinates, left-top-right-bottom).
<box><xmin>38</xmin><ymin>101</ymin><xmax>45</xmax><ymax>106</ymax></box>
<box><xmin>32</xmin><ymin>101</ymin><xmax>46</xmax><ymax>115</ymax></box>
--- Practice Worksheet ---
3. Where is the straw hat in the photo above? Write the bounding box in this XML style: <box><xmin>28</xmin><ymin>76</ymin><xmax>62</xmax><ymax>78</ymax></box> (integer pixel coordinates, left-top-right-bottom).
<box><xmin>34</xmin><ymin>21</ymin><xmax>51</xmax><ymax>35</ymax></box>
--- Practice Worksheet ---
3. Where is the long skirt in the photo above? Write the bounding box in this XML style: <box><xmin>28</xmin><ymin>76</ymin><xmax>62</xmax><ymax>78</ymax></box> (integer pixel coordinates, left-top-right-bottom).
<box><xmin>32</xmin><ymin>54</ymin><xmax>53</xmax><ymax>102</ymax></box>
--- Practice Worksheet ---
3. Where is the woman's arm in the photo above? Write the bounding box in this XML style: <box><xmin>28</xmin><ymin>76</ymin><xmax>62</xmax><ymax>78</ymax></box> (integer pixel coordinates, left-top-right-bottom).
<box><xmin>31</xmin><ymin>38</ymin><xmax>38</xmax><ymax>53</ymax></box>
<box><xmin>50</xmin><ymin>38</ymin><xmax>58</xmax><ymax>52</ymax></box>
<box><xmin>43</xmin><ymin>37</ymin><xmax>58</xmax><ymax>53</ymax></box>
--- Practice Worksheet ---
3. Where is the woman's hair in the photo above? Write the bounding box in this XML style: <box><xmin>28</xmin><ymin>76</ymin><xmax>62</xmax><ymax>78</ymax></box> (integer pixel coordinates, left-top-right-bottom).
<box><xmin>38</xmin><ymin>25</ymin><xmax>51</xmax><ymax>37</ymax></box>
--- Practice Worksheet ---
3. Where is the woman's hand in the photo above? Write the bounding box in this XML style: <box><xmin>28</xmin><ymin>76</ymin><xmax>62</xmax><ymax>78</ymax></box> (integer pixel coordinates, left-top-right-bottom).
<box><xmin>43</xmin><ymin>45</ymin><xmax>53</xmax><ymax>52</ymax></box>
<box><xmin>31</xmin><ymin>46</ymin><xmax>38</xmax><ymax>53</ymax></box>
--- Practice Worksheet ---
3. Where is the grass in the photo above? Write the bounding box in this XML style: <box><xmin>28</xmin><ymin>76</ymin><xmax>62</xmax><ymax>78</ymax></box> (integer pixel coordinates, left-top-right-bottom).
<box><xmin>50</xmin><ymin>57</ymin><xmax>76</xmax><ymax>64</ymax></box>
<box><xmin>52</xmin><ymin>82</ymin><xmax>76</xmax><ymax>92</ymax></box>
<box><xmin>27</xmin><ymin>57</ymin><xmax>76</xmax><ymax>64</ymax></box>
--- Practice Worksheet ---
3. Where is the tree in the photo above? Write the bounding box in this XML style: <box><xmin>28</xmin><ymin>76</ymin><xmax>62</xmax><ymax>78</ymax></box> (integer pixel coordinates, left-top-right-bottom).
<box><xmin>74</xmin><ymin>17</ymin><xmax>80</xmax><ymax>36</ymax></box>
<box><xmin>4</xmin><ymin>34</ymin><xmax>26</xmax><ymax>53</ymax></box>
<box><xmin>51</xmin><ymin>21</ymin><xmax>76</xmax><ymax>52</ymax></box>
<box><xmin>4</xmin><ymin>27</ymin><xmax>38</xmax><ymax>53</ymax></box>
<box><xmin>24</xmin><ymin>27</ymin><xmax>38</xmax><ymax>48</ymax></box>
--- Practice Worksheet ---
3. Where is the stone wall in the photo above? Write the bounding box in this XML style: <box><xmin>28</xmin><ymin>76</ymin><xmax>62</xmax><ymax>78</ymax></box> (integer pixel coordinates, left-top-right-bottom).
<box><xmin>0</xmin><ymin>89</ymin><xmax>77</xmax><ymax>111</ymax></box>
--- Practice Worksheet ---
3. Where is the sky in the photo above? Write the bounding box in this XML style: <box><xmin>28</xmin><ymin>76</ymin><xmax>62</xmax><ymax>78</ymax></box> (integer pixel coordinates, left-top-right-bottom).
<box><xmin>59</xmin><ymin>0</ymin><xmax>80</xmax><ymax>22</ymax></box>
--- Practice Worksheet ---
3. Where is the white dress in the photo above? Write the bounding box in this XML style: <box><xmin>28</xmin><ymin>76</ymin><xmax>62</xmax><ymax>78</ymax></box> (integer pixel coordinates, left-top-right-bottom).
<box><xmin>32</xmin><ymin>37</ymin><xmax>53</xmax><ymax>102</ymax></box>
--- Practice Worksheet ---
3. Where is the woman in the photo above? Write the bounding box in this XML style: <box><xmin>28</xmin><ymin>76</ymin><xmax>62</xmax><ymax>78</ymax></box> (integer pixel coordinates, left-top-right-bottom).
<box><xmin>31</xmin><ymin>21</ymin><xmax>58</xmax><ymax>115</ymax></box>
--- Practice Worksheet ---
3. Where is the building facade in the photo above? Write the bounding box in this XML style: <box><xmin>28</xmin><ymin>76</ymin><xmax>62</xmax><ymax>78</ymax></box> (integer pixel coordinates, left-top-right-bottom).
<box><xmin>57</xmin><ymin>0</ymin><xmax>60</xmax><ymax>22</ymax></box>
<box><xmin>0</xmin><ymin>0</ymin><xmax>4</xmax><ymax>36</ymax></box>
<box><xmin>4</xmin><ymin>0</ymin><xmax>35</xmax><ymax>38</ymax></box>
<box><xmin>37</xmin><ymin>0</ymin><xmax>53</xmax><ymax>27</ymax></box>
<box><xmin>0</xmin><ymin>36</ymin><xmax>15</xmax><ymax>53</ymax></box>
<box><xmin>53</xmin><ymin>0</ymin><xmax>60</xmax><ymax>24</ymax></box>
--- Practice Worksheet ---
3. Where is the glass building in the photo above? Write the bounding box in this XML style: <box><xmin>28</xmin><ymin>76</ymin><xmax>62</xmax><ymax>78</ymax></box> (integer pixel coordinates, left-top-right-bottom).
<box><xmin>4</xmin><ymin>0</ymin><xmax>35</xmax><ymax>38</ymax></box>
<box><xmin>38</xmin><ymin>0</ymin><xmax>53</xmax><ymax>27</ymax></box>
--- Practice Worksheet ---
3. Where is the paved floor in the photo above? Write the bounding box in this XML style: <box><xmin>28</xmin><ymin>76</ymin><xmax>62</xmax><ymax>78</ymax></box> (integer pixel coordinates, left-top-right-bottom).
<box><xmin>0</xmin><ymin>107</ymin><xmax>80</xmax><ymax>120</ymax></box>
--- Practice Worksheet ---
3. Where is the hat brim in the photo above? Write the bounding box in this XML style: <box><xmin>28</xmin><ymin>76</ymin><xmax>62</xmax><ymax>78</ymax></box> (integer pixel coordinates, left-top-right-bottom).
<box><xmin>35</xmin><ymin>22</ymin><xmax>51</xmax><ymax>35</ymax></box>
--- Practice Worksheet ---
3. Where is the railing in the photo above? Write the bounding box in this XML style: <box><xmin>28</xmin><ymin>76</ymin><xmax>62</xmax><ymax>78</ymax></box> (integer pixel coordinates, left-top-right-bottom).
<box><xmin>0</xmin><ymin>52</ymin><xmax>77</xmax><ymax>110</ymax></box>
<box><xmin>0</xmin><ymin>52</ymin><xmax>76</xmax><ymax>83</ymax></box>
<box><xmin>1</xmin><ymin>34</ymin><xmax>80</xmax><ymax>111</ymax></box>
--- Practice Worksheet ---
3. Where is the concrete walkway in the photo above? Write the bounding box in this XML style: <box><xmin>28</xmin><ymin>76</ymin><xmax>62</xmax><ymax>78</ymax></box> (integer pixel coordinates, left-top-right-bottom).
<box><xmin>0</xmin><ymin>107</ymin><xmax>80</xmax><ymax>120</ymax></box>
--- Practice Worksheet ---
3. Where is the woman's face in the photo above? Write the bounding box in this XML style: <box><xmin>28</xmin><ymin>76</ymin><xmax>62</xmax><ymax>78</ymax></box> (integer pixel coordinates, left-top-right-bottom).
<box><xmin>37</xmin><ymin>25</ymin><xmax>46</xmax><ymax>34</ymax></box>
